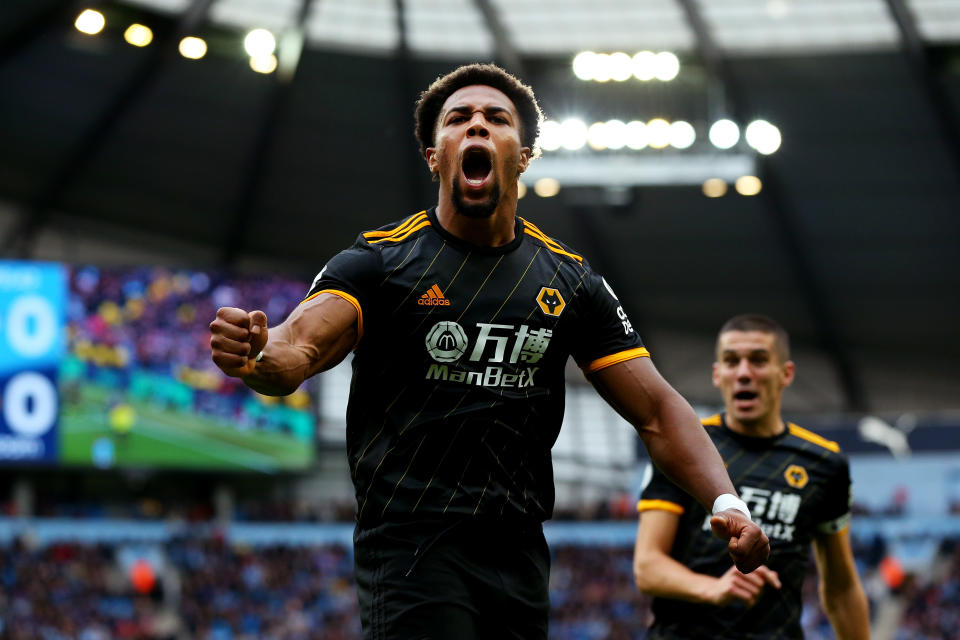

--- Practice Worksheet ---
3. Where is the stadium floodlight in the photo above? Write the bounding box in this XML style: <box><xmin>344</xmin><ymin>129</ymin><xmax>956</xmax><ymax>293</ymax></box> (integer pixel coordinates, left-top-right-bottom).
<box><xmin>735</xmin><ymin>175</ymin><xmax>763</xmax><ymax>195</ymax></box>
<box><xmin>538</xmin><ymin>120</ymin><xmax>563</xmax><ymax>152</ymax></box>
<box><xmin>609</xmin><ymin>53</ymin><xmax>633</xmax><ymax>82</ymax></box>
<box><xmin>587</xmin><ymin>122</ymin><xmax>608</xmax><ymax>150</ymax></box>
<box><xmin>646</xmin><ymin>118</ymin><xmax>671</xmax><ymax>149</ymax></box>
<box><xmin>625</xmin><ymin>120</ymin><xmax>649</xmax><ymax>149</ymax></box>
<box><xmin>669</xmin><ymin>121</ymin><xmax>696</xmax><ymax>149</ymax></box>
<box><xmin>592</xmin><ymin>53</ymin><xmax>612</xmax><ymax>82</ymax></box>
<box><xmin>179</xmin><ymin>36</ymin><xmax>207</xmax><ymax>59</ymax></box>
<box><xmin>572</xmin><ymin>51</ymin><xmax>598</xmax><ymax>81</ymax></box>
<box><xmin>654</xmin><ymin>52</ymin><xmax>680</xmax><ymax>81</ymax></box>
<box><xmin>745</xmin><ymin>119</ymin><xmax>782</xmax><ymax>154</ymax></box>
<box><xmin>517</xmin><ymin>181</ymin><xmax>527</xmax><ymax>199</ymax></box>
<box><xmin>534</xmin><ymin>178</ymin><xmax>561</xmax><ymax>198</ymax></box>
<box><xmin>244</xmin><ymin>28</ymin><xmax>276</xmax><ymax>58</ymax></box>
<box><xmin>709</xmin><ymin>119</ymin><xmax>740</xmax><ymax>149</ymax></box>
<box><xmin>632</xmin><ymin>51</ymin><xmax>657</xmax><ymax>81</ymax></box>
<box><xmin>702</xmin><ymin>178</ymin><xmax>728</xmax><ymax>198</ymax></box>
<box><xmin>124</xmin><ymin>24</ymin><xmax>153</xmax><ymax>47</ymax></box>
<box><xmin>75</xmin><ymin>9</ymin><xmax>105</xmax><ymax>35</ymax></box>
<box><xmin>250</xmin><ymin>54</ymin><xmax>278</xmax><ymax>74</ymax></box>
<box><xmin>560</xmin><ymin>118</ymin><xmax>588</xmax><ymax>151</ymax></box>
<box><xmin>604</xmin><ymin>120</ymin><xmax>627</xmax><ymax>150</ymax></box>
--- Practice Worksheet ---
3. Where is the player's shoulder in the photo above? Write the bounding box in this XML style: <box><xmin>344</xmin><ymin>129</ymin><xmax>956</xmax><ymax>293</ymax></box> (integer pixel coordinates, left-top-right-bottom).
<box><xmin>699</xmin><ymin>414</ymin><xmax>732</xmax><ymax>446</ymax></box>
<box><xmin>701</xmin><ymin>413</ymin><xmax>724</xmax><ymax>429</ymax></box>
<box><xmin>784</xmin><ymin>421</ymin><xmax>847</xmax><ymax>461</ymax></box>
<box><xmin>519</xmin><ymin>217</ymin><xmax>587</xmax><ymax>268</ymax></box>
<box><xmin>356</xmin><ymin>210</ymin><xmax>433</xmax><ymax>248</ymax></box>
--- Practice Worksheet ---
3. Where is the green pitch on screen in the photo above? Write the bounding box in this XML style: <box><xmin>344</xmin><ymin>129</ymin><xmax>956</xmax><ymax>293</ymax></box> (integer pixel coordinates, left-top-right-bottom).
<box><xmin>59</xmin><ymin>384</ymin><xmax>314</xmax><ymax>472</ymax></box>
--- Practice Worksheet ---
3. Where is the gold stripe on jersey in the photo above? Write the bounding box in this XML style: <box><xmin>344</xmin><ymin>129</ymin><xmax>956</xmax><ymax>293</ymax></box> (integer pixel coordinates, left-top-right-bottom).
<box><xmin>300</xmin><ymin>289</ymin><xmax>364</xmax><ymax>345</ymax></box>
<box><xmin>788</xmin><ymin>423</ymin><xmax>840</xmax><ymax>453</ymax></box>
<box><xmin>521</xmin><ymin>218</ymin><xmax>584</xmax><ymax>263</ymax></box>
<box><xmin>362</xmin><ymin>211</ymin><xmax>427</xmax><ymax>240</ymax></box>
<box><xmin>702</xmin><ymin>414</ymin><xmax>723</xmax><ymax>427</ymax></box>
<box><xmin>379</xmin><ymin>433</ymin><xmax>428</xmax><ymax>518</ymax></box>
<box><xmin>583</xmin><ymin>347</ymin><xmax>651</xmax><ymax>373</ymax></box>
<box><xmin>368</xmin><ymin>217</ymin><xmax>432</xmax><ymax>244</ymax></box>
<box><xmin>391</xmin><ymin>242</ymin><xmax>447</xmax><ymax>313</ymax></box>
<box><xmin>637</xmin><ymin>499</ymin><xmax>684</xmax><ymax>514</ymax></box>
<box><xmin>381</xmin><ymin>236</ymin><xmax>423</xmax><ymax>286</ymax></box>
<box><xmin>356</xmin><ymin>444</ymin><xmax>397</xmax><ymax>521</ymax></box>
<box><xmin>489</xmin><ymin>247</ymin><xmax>541</xmax><ymax>321</ymax></box>
<box><xmin>456</xmin><ymin>254</ymin><xmax>505</xmax><ymax>322</ymax></box>
<box><xmin>522</xmin><ymin>218</ymin><xmax>573</xmax><ymax>254</ymax></box>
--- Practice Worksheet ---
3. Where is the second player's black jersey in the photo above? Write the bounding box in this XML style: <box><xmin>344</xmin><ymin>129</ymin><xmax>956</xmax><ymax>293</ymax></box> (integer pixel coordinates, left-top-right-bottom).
<box><xmin>638</xmin><ymin>413</ymin><xmax>852</xmax><ymax>640</ymax></box>
<box><xmin>307</xmin><ymin>208</ymin><xmax>646</xmax><ymax>527</ymax></box>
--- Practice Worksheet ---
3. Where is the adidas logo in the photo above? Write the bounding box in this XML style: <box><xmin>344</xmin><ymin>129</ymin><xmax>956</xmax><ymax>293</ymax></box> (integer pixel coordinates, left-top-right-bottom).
<box><xmin>418</xmin><ymin>284</ymin><xmax>450</xmax><ymax>306</ymax></box>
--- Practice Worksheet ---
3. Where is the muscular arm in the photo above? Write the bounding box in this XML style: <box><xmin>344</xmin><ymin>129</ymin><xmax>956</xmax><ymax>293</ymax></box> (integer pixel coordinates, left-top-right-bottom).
<box><xmin>812</xmin><ymin>529</ymin><xmax>871</xmax><ymax>640</ymax></box>
<box><xmin>633</xmin><ymin>509</ymin><xmax>779</xmax><ymax>604</ymax></box>
<box><xmin>589</xmin><ymin>358</ymin><xmax>734</xmax><ymax>511</ymax></box>
<box><xmin>589</xmin><ymin>357</ymin><xmax>769</xmax><ymax>572</ymax></box>
<box><xmin>209</xmin><ymin>293</ymin><xmax>358</xmax><ymax>396</ymax></box>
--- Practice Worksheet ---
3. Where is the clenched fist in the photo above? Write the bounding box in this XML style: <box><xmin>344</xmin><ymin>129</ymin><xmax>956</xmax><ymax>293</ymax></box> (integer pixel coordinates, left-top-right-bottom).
<box><xmin>710</xmin><ymin>509</ymin><xmax>771</xmax><ymax>574</ymax></box>
<box><xmin>209</xmin><ymin>307</ymin><xmax>269</xmax><ymax>378</ymax></box>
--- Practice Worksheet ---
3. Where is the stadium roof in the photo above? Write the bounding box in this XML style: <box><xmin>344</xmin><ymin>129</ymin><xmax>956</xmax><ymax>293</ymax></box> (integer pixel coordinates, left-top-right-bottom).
<box><xmin>1</xmin><ymin>0</ymin><xmax>958</xmax><ymax>414</ymax></box>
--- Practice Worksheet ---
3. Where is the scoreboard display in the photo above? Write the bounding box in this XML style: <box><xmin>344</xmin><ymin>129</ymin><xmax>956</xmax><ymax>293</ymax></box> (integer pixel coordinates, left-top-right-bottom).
<box><xmin>0</xmin><ymin>261</ymin><xmax>66</xmax><ymax>464</ymax></box>
<box><xmin>0</xmin><ymin>260</ymin><xmax>316</xmax><ymax>473</ymax></box>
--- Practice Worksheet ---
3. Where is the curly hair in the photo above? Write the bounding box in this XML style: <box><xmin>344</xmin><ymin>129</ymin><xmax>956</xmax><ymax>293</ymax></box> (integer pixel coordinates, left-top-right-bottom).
<box><xmin>413</xmin><ymin>63</ymin><xmax>543</xmax><ymax>162</ymax></box>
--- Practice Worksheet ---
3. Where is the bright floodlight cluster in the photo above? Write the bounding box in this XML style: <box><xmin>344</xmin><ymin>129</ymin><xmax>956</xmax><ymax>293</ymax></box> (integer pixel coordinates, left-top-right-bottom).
<box><xmin>702</xmin><ymin>175</ymin><xmax>764</xmax><ymax>198</ymax></box>
<box><xmin>75</xmin><ymin>9</ymin><xmax>105</xmax><ymax>35</ymax></box>
<box><xmin>73</xmin><ymin>8</ymin><xmax>278</xmax><ymax>74</ymax></box>
<box><xmin>573</xmin><ymin>51</ymin><xmax>681</xmax><ymax>82</ymax></box>
<box><xmin>538</xmin><ymin>117</ymin><xmax>780</xmax><ymax>155</ymax></box>
<box><xmin>539</xmin><ymin>118</ymin><xmax>698</xmax><ymax>152</ymax></box>
<box><xmin>244</xmin><ymin>28</ymin><xmax>278</xmax><ymax>73</ymax></box>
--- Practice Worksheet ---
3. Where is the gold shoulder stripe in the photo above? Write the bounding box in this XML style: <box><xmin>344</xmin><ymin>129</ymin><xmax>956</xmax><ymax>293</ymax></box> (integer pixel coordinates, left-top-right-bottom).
<box><xmin>788</xmin><ymin>424</ymin><xmax>840</xmax><ymax>453</ymax></box>
<box><xmin>368</xmin><ymin>218</ymin><xmax>431</xmax><ymax>244</ymax></box>
<box><xmin>702</xmin><ymin>414</ymin><xmax>723</xmax><ymax>427</ymax></box>
<box><xmin>521</xmin><ymin>218</ymin><xmax>558</xmax><ymax>244</ymax></box>
<box><xmin>520</xmin><ymin>218</ymin><xmax>584</xmax><ymax>263</ymax></box>
<box><xmin>299</xmin><ymin>289</ymin><xmax>364</xmax><ymax>347</ymax></box>
<box><xmin>583</xmin><ymin>347</ymin><xmax>650</xmax><ymax>373</ymax></box>
<box><xmin>523</xmin><ymin>229</ymin><xmax>584</xmax><ymax>263</ymax></box>
<box><xmin>637</xmin><ymin>499</ymin><xmax>684</xmax><ymax>515</ymax></box>
<box><xmin>363</xmin><ymin>211</ymin><xmax>427</xmax><ymax>240</ymax></box>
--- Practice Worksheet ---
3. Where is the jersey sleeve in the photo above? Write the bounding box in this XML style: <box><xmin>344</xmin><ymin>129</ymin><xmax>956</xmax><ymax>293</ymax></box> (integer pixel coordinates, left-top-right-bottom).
<box><xmin>303</xmin><ymin>237</ymin><xmax>382</xmax><ymax>342</ymax></box>
<box><xmin>637</xmin><ymin>460</ymin><xmax>695</xmax><ymax>515</ymax></box>
<box><xmin>571</xmin><ymin>270</ymin><xmax>648</xmax><ymax>372</ymax></box>
<box><xmin>815</xmin><ymin>455</ymin><xmax>853</xmax><ymax>535</ymax></box>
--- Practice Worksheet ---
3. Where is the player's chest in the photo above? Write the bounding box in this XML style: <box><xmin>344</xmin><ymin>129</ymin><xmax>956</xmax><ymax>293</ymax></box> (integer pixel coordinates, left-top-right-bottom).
<box><xmin>723</xmin><ymin>452</ymin><xmax>825</xmax><ymax>544</ymax></box>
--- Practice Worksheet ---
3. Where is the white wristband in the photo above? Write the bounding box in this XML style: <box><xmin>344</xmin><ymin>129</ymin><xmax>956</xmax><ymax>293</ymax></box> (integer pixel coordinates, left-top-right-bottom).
<box><xmin>712</xmin><ymin>493</ymin><xmax>751</xmax><ymax>520</ymax></box>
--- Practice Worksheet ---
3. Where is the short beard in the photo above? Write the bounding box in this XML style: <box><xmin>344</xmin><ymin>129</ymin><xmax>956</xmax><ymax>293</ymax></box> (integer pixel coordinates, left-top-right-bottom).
<box><xmin>452</xmin><ymin>175</ymin><xmax>501</xmax><ymax>219</ymax></box>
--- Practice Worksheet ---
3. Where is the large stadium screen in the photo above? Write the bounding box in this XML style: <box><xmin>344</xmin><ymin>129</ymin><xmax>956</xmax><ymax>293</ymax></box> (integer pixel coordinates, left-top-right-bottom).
<box><xmin>0</xmin><ymin>260</ymin><xmax>316</xmax><ymax>472</ymax></box>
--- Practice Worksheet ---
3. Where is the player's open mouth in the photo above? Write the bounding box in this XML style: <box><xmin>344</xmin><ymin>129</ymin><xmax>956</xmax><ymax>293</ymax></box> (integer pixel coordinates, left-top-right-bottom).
<box><xmin>733</xmin><ymin>390</ymin><xmax>759</xmax><ymax>409</ymax></box>
<box><xmin>461</xmin><ymin>148</ymin><xmax>492</xmax><ymax>187</ymax></box>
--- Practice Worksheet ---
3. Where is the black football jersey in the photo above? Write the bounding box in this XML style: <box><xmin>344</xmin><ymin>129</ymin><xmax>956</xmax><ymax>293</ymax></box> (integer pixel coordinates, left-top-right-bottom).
<box><xmin>307</xmin><ymin>208</ymin><xmax>647</xmax><ymax>527</ymax></box>
<box><xmin>638</xmin><ymin>413</ymin><xmax>852</xmax><ymax>639</ymax></box>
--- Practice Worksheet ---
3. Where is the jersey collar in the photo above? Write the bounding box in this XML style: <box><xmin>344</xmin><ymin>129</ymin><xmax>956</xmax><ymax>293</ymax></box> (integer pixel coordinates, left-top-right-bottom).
<box><xmin>720</xmin><ymin>413</ymin><xmax>790</xmax><ymax>449</ymax></box>
<box><xmin>426</xmin><ymin>207</ymin><xmax>525</xmax><ymax>255</ymax></box>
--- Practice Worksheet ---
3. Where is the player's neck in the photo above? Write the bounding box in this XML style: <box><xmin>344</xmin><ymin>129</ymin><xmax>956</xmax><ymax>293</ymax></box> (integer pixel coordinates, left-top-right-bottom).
<box><xmin>725</xmin><ymin>412</ymin><xmax>786</xmax><ymax>438</ymax></box>
<box><xmin>435</xmin><ymin>192</ymin><xmax>518</xmax><ymax>248</ymax></box>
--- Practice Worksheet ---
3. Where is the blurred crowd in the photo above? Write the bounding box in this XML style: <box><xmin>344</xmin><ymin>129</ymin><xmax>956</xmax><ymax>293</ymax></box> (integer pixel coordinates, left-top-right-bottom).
<box><xmin>63</xmin><ymin>265</ymin><xmax>314</xmax><ymax>437</ymax></box>
<box><xmin>894</xmin><ymin>539</ymin><xmax>960</xmax><ymax>640</ymax></box>
<box><xmin>67</xmin><ymin>265</ymin><xmax>306</xmax><ymax>377</ymax></box>
<box><xmin>0</xmin><ymin>528</ymin><xmax>932</xmax><ymax>640</ymax></box>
